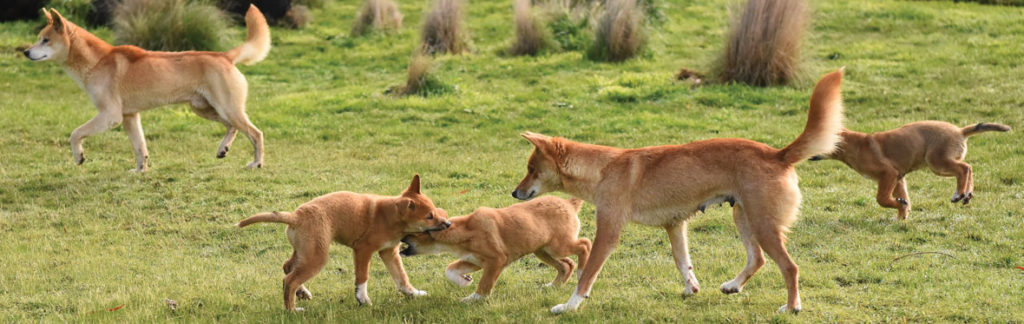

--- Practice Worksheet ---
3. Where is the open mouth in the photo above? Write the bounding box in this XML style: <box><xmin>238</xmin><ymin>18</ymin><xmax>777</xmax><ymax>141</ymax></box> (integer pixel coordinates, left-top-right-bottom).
<box><xmin>28</xmin><ymin>55</ymin><xmax>47</xmax><ymax>61</ymax></box>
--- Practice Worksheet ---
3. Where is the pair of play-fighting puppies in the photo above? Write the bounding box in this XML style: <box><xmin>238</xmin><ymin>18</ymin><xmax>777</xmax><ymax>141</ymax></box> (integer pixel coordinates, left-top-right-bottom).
<box><xmin>27</xmin><ymin>8</ymin><xmax>1009</xmax><ymax>314</ymax></box>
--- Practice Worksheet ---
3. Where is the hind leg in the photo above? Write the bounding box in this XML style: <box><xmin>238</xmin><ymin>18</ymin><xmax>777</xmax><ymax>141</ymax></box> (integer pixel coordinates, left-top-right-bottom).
<box><xmin>189</xmin><ymin>101</ymin><xmax>238</xmax><ymax>159</ymax></box>
<box><xmin>282</xmin><ymin>251</ymin><xmax>312</xmax><ymax>300</ymax></box>
<box><xmin>207</xmin><ymin>74</ymin><xmax>264</xmax><ymax>168</ymax></box>
<box><xmin>875</xmin><ymin>169</ymin><xmax>908</xmax><ymax>218</ymax></box>
<box><xmin>931</xmin><ymin>158</ymin><xmax>973</xmax><ymax>205</ymax></box>
<box><xmin>445</xmin><ymin>260</ymin><xmax>480</xmax><ymax>287</ymax></box>
<box><xmin>282</xmin><ymin>247</ymin><xmax>327</xmax><ymax>311</ymax></box>
<box><xmin>535</xmin><ymin>251</ymin><xmax>573</xmax><ymax>287</ymax></box>
<box><xmin>720</xmin><ymin>204</ymin><xmax>765</xmax><ymax>294</ymax></box>
<box><xmin>665</xmin><ymin>221</ymin><xmax>700</xmax><ymax>296</ymax></box>
<box><xmin>122</xmin><ymin>113</ymin><xmax>149</xmax><ymax>172</ymax></box>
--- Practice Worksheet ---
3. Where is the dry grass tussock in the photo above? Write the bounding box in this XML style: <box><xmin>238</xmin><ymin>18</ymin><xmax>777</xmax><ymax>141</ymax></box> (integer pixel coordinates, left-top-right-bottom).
<box><xmin>716</xmin><ymin>0</ymin><xmax>807</xmax><ymax>86</ymax></box>
<box><xmin>421</xmin><ymin>0</ymin><xmax>469</xmax><ymax>55</ymax></box>
<box><xmin>388</xmin><ymin>55</ymin><xmax>454</xmax><ymax>96</ymax></box>
<box><xmin>351</xmin><ymin>0</ymin><xmax>403</xmax><ymax>36</ymax></box>
<box><xmin>508</xmin><ymin>0</ymin><xmax>549</xmax><ymax>56</ymax></box>
<box><xmin>114</xmin><ymin>0</ymin><xmax>233</xmax><ymax>51</ymax></box>
<box><xmin>588</xmin><ymin>0</ymin><xmax>645</xmax><ymax>62</ymax></box>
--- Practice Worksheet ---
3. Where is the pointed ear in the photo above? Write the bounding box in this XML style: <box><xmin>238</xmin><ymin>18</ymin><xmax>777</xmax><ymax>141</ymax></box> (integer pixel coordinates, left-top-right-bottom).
<box><xmin>49</xmin><ymin>9</ymin><xmax>66</xmax><ymax>32</ymax></box>
<box><xmin>405</xmin><ymin>174</ymin><xmax>421</xmax><ymax>195</ymax></box>
<box><xmin>42</xmin><ymin>8</ymin><xmax>53</xmax><ymax>24</ymax></box>
<box><xmin>521</xmin><ymin>132</ymin><xmax>551</xmax><ymax>149</ymax></box>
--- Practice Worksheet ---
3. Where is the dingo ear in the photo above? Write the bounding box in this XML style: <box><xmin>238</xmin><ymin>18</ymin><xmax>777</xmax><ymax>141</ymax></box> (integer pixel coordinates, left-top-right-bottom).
<box><xmin>404</xmin><ymin>174</ymin><xmax>421</xmax><ymax>195</ymax></box>
<box><xmin>42</xmin><ymin>8</ymin><xmax>53</xmax><ymax>24</ymax></box>
<box><xmin>48</xmin><ymin>9</ymin><xmax>66</xmax><ymax>33</ymax></box>
<box><xmin>521</xmin><ymin>132</ymin><xmax>551</xmax><ymax>149</ymax></box>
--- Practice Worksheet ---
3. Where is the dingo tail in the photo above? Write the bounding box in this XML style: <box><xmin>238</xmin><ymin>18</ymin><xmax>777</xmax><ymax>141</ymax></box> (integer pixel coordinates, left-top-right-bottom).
<box><xmin>961</xmin><ymin>123</ymin><xmax>1010</xmax><ymax>137</ymax></box>
<box><xmin>777</xmin><ymin>68</ymin><xmax>845</xmax><ymax>165</ymax></box>
<box><xmin>237</xmin><ymin>211</ymin><xmax>296</xmax><ymax>228</ymax></box>
<box><xmin>225</xmin><ymin>5</ymin><xmax>271</xmax><ymax>65</ymax></box>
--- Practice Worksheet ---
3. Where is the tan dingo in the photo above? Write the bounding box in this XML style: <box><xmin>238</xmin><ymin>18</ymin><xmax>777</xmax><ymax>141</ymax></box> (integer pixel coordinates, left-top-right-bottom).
<box><xmin>400</xmin><ymin>196</ymin><xmax>591</xmax><ymax>302</ymax></box>
<box><xmin>810</xmin><ymin>121</ymin><xmax>1010</xmax><ymax>219</ymax></box>
<box><xmin>24</xmin><ymin>6</ymin><xmax>271</xmax><ymax>171</ymax></box>
<box><xmin>238</xmin><ymin>175</ymin><xmax>451</xmax><ymax>311</ymax></box>
<box><xmin>512</xmin><ymin>69</ymin><xmax>847</xmax><ymax>314</ymax></box>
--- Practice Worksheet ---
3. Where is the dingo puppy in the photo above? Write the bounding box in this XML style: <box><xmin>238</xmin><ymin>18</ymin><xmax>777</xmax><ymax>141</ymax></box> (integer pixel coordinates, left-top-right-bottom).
<box><xmin>399</xmin><ymin>196</ymin><xmax>592</xmax><ymax>302</ymax></box>
<box><xmin>24</xmin><ymin>6</ymin><xmax>271</xmax><ymax>171</ymax></box>
<box><xmin>512</xmin><ymin>69</ymin><xmax>847</xmax><ymax>314</ymax></box>
<box><xmin>810</xmin><ymin>121</ymin><xmax>1010</xmax><ymax>219</ymax></box>
<box><xmin>237</xmin><ymin>175</ymin><xmax>451</xmax><ymax>311</ymax></box>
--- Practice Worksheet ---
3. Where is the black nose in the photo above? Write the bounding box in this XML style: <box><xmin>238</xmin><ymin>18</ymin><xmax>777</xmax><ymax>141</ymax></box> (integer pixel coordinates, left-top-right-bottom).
<box><xmin>511</xmin><ymin>191</ymin><xmax>518</xmax><ymax>199</ymax></box>
<box><xmin>442</xmin><ymin>221</ymin><xmax>451</xmax><ymax>229</ymax></box>
<box><xmin>23</xmin><ymin>50</ymin><xmax>29</xmax><ymax>57</ymax></box>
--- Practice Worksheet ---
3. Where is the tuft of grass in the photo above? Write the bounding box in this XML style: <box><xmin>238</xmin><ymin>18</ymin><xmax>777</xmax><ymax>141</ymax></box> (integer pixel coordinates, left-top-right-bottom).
<box><xmin>44</xmin><ymin>0</ymin><xmax>94</xmax><ymax>25</ymax></box>
<box><xmin>114</xmin><ymin>0</ymin><xmax>234</xmax><ymax>51</ymax></box>
<box><xmin>507</xmin><ymin>0</ymin><xmax>551</xmax><ymax>56</ymax></box>
<box><xmin>293</xmin><ymin>0</ymin><xmax>328</xmax><ymax>9</ymax></box>
<box><xmin>390</xmin><ymin>55</ymin><xmax>454</xmax><ymax>97</ymax></box>
<box><xmin>714</xmin><ymin>0</ymin><xmax>807</xmax><ymax>86</ymax></box>
<box><xmin>421</xmin><ymin>0</ymin><xmax>470</xmax><ymax>55</ymax></box>
<box><xmin>350</xmin><ymin>0</ymin><xmax>403</xmax><ymax>36</ymax></box>
<box><xmin>587</xmin><ymin>0</ymin><xmax>645</xmax><ymax>62</ymax></box>
<box><xmin>283</xmin><ymin>4</ymin><xmax>312</xmax><ymax>29</ymax></box>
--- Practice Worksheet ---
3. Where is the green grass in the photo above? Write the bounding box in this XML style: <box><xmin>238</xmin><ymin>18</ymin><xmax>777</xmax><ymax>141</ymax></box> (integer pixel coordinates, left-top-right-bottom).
<box><xmin>2</xmin><ymin>0</ymin><xmax>1023</xmax><ymax>322</ymax></box>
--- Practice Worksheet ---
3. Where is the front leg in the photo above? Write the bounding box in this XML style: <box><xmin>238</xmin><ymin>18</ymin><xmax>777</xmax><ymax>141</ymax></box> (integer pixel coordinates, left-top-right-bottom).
<box><xmin>122</xmin><ymin>113</ymin><xmax>149</xmax><ymax>172</ymax></box>
<box><xmin>552</xmin><ymin>208</ymin><xmax>625</xmax><ymax>314</ymax></box>
<box><xmin>378</xmin><ymin>246</ymin><xmax>426</xmax><ymax>297</ymax></box>
<box><xmin>893</xmin><ymin>178</ymin><xmax>911</xmax><ymax>220</ymax></box>
<box><xmin>665</xmin><ymin>221</ymin><xmax>700</xmax><ymax>296</ymax></box>
<box><xmin>352</xmin><ymin>248</ymin><xmax>375</xmax><ymax>305</ymax></box>
<box><xmin>70</xmin><ymin>111</ymin><xmax>123</xmax><ymax>165</ymax></box>
<box><xmin>464</xmin><ymin>258</ymin><xmax>506</xmax><ymax>303</ymax></box>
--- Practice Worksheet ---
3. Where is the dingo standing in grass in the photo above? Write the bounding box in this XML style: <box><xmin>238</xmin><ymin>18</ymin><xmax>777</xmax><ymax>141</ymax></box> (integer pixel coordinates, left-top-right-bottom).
<box><xmin>810</xmin><ymin>121</ymin><xmax>1010</xmax><ymax>219</ymax></box>
<box><xmin>238</xmin><ymin>175</ymin><xmax>452</xmax><ymax>311</ymax></box>
<box><xmin>512</xmin><ymin>69</ymin><xmax>847</xmax><ymax>314</ymax></box>
<box><xmin>23</xmin><ymin>6</ymin><xmax>271</xmax><ymax>171</ymax></box>
<box><xmin>400</xmin><ymin>196</ymin><xmax>591</xmax><ymax>303</ymax></box>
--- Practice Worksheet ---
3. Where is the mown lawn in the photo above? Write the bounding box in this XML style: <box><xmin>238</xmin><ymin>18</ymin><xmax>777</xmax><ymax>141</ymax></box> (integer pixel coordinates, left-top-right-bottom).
<box><xmin>1</xmin><ymin>0</ymin><xmax>1022</xmax><ymax>322</ymax></box>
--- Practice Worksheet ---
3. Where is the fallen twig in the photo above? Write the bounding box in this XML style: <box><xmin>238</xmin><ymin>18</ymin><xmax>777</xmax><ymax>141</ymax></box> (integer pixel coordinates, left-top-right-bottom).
<box><xmin>888</xmin><ymin>251</ymin><xmax>956</xmax><ymax>270</ymax></box>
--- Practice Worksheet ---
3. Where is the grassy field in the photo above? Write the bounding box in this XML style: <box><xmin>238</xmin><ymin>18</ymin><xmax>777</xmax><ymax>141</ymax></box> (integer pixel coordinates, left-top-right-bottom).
<box><xmin>1</xmin><ymin>0</ymin><xmax>1023</xmax><ymax>322</ymax></box>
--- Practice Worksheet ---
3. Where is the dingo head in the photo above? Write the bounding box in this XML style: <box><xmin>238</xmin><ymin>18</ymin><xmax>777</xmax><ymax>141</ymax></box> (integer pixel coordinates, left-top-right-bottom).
<box><xmin>513</xmin><ymin>132</ymin><xmax>564</xmax><ymax>200</ymax></box>
<box><xmin>25</xmin><ymin>9</ymin><xmax>72</xmax><ymax>63</ymax></box>
<box><xmin>396</xmin><ymin>175</ymin><xmax>451</xmax><ymax>233</ymax></box>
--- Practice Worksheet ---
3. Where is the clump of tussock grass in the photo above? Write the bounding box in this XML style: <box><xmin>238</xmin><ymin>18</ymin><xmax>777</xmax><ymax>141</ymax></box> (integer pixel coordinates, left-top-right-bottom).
<box><xmin>283</xmin><ymin>4</ymin><xmax>312</xmax><ymax>28</ymax></box>
<box><xmin>219</xmin><ymin>0</ymin><xmax>312</xmax><ymax>29</ymax></box>
<box><xmin>507</xmin><ymin>0</ymin><xmax>548</xmax><ymax>56</ymax></box>
<box><xmin>350</xmin><ymin>0</ymin><xmax>403</xmax><ymax>36</ymax></box>
<box><xmin>114</xmin><ymin>0</ymin><xmax>234</xmax><ymax>51</ymax></box>
<box><xmin>587</xmin><ymin>0</ymin><xmax>645</xmax><ymax>62</ymax></box>
<box><xmin>389</xmin><ymin>55</ymin><xmax>455</xmax><ymax>96</ymax></box>
<box><xmin>541</xmin><ymin>0</ymin><xmax>598</xmax><ymax>52</ymax></box>
<box><xmin>421</xmin><ymin>0</ymin><xmax>470</xmax><ymax>55</ymax></box>
<box><xmin>292</xmin><ymin>0</ymin><xmax>328</xmax><ymax>9</ymax></box>
<box><xmin>714</xmin><ymin>0</ymin><xmax>807</xmax><ymax>86</ymax></box>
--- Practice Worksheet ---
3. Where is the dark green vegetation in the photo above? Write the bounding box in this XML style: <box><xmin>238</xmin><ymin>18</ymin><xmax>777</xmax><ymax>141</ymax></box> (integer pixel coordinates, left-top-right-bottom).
<box><xmin>1</xmin><ymin>0</ymin><xmax>1022</xmax><ymax>321</ymax></box>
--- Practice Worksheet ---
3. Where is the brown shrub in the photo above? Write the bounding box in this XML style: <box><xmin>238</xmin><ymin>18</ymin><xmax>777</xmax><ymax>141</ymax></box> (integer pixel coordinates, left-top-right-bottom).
<box><xmin>350</xmin><ymin>0</ymin><xmax>403</xmax><ymax>36</ymax></box>
<box><xmin>587</xmin><ymin>0</ymin><xmax>645</xmax><ymax>62</ymax></box>
<box><xmin>716</xmin><ymin>0</ymin><xmax>807</xmax><ymax>86</ymax></box>
<box><xmin>508</xmin><ymin>0</ymin><xmax>548</xmax><ymax>56</ymax></box>
<box><xmin>421</xmin><ymin>0</ymin><xmax>469</xmax><ymax>55</ymax></box>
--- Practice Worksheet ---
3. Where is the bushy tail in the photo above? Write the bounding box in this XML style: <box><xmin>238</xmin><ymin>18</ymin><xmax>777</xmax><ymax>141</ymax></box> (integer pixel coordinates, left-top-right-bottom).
<box><xmin>777</xmin><ymin>68</ymin><xmax>845</xmax><ymax>165</ymax></box>
<box><xmin>961</xmin><ymin>123</ymin><xmax>1011</xmax><ymax>137</ymax></box>
<box><xmin>567</xmin><ymin>197</ymin><xmax>585</xmax><ymax>212</ymax></box>
<box><xmin>237</xmin><ymin>211</ymin><xmax>296</xmax><ymax>228</ymax></box>
<box><xmin>225</xmin><ymin>4</ymin><xmax>271</xmax><ymax>65</ymax></box>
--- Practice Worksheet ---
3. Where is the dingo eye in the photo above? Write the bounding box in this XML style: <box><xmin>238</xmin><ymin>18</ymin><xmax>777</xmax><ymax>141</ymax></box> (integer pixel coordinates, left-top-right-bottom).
<box><xmin>42</xmin><ymin>38</ymin><xmax>49</xmax><ymax>44</ymax></box>
<box><xmin>528</xmin><ymin>167</ymin><xmax>535</xmax><ymax>174</ymax></box>
<box><xmin>427</xmin><ymin>212</ymin><xmax>434</xmax><ymax>220</ymax></box>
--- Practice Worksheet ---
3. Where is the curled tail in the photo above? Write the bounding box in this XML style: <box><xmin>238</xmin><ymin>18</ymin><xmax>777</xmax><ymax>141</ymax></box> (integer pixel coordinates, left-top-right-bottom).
<box><xmin>777</xmin><ymin>68</ymin><xmax>845</xmax><ymax>165</ymax></box>
<box><xmin>567</xmin><ymin>197</ymin><xmax>585</xmax><ymax>212</ymax></box>
<box><xmin>237</xmin><ymin>211</ymin><xmax>296</xmax><ymax>227</ymax></box>
<box><xmin>225</xmin><ymin>4</ymin><xmax>271</xmax><ymax>65</ymax></box>
<box><xmin>961</xmin><ymin>122</ymin><xmax>1010</xmax><ymax>137</ymax></box>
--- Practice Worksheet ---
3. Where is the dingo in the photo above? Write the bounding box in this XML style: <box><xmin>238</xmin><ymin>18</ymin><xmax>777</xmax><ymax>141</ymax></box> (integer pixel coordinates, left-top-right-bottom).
<box><xmin>512</xmin><ymin>69</ymin><xmax>847</xmax><ymax>314</ymax></box>
<box><xmin>810</xmin><ymin>121</ymin><xmax>1010</xmax><ymax>219</ymax></box>
<box><xmin>400</xmin><ymin>196</ymin><xmax>591</xmax><ymax>302</ymax></box>
<box><xmin>238</xmin><ymin>175</ymin><xmax>451</xmax><ymax>311</ymax></box>
<box><xmin>24</xmin><ymin>6</ymin><xmax>271</xmax><ymax>171</ymax></box>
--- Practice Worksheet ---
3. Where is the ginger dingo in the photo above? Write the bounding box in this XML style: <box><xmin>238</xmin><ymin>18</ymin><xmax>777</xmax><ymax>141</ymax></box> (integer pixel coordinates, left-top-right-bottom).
<box><xmin>512</xmin><ymin>69</ymin><xmax>847</xmax><ymax>314</ymax></box>
<box><xmin>24</xmin><ymin>6</ymin><xmax>271</xmax><ymax>171</ymax></box>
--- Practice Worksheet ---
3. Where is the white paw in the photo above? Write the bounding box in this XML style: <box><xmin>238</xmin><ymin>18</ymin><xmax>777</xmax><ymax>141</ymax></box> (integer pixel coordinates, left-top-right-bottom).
<box><xmin>404</xmin><ymin>289</ymin><xmax>427</xmax><ymax>297</ymax></box>
<box><xmin>683</xmin><ymin>273</ymin><xmax>700</xmax><ymax>296</ymax></box>
<box><xmin>550</xmin><ymin>303</ymin><xmax>577</xmax><ymax>314</ymax></box>
<box><xmin>778</xmin><ymin>304</ymin><xmax>801</xmax><ymax>314</ymax></box>
<box><xmin>293</xmin><ymin>307</ymin><xmax>305</xmax><ymax>312</ymax></box>
<box><xmin>246</xmin><ymin>161</ymin><xmax>262</xmax><ymax>169</ymax></box>
<box><xmin>719</xmin><ymin>280</ymin><xmax>742</xmax><ymax>294</ymax></box>
<box><xmin>543</xmin><ymin>282</ymin><xmax>555</xmax><ymax>288</ymax></box>
<box><xmin>446</xmin><ymin>270</ymin><xmax>473</xmax><ymax>287</ymax></box>
<box><xmin>461</xmin><ymin>293</ymin><xmax>484</xmax><ymax>303</ymax></box>
<box><xmin>355</xmin><ymin>283</ymin><xmax>371</xmax><ymax>305</ymax></box>
<box><xmin>296</xmin><ymin>287</ymin><xmax>313</xmax><ymax>300</ymax></box>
